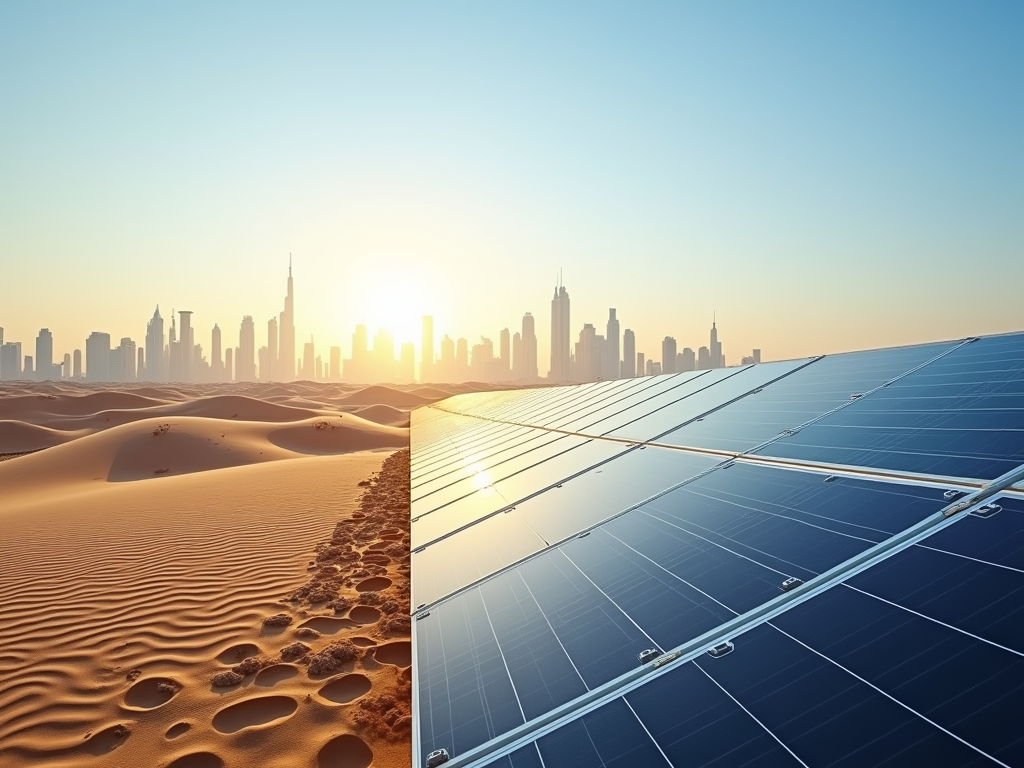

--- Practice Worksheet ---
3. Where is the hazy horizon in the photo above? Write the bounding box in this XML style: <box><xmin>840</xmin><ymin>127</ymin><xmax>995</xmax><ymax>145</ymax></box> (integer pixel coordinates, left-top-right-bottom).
<box><xmin>2</xmin><ymin>2</ymin><xmax>1022</xmax><ymax>372</ymax></box>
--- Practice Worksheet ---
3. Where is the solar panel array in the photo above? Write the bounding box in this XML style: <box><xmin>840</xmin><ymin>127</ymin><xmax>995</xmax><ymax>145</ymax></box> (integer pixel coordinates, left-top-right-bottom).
<box><xmin>410</xmin><ymin>332</ymin><xmax>1024</xmax><ymax>768</ymax></box>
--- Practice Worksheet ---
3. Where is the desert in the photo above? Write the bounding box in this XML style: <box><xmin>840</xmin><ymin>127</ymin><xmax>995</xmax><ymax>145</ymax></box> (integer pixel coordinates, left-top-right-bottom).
<box><xmin>0</xmin><ymin>380</ymin><xmax>473</xmax><ymax>768</ymax></box>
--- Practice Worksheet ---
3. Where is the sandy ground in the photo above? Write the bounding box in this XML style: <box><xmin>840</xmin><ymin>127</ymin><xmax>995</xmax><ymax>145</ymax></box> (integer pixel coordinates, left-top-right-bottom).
<box><xmin>0</xmin><ymin>381</ymin><xmax>458</xmax><ymax>768</ymax></box>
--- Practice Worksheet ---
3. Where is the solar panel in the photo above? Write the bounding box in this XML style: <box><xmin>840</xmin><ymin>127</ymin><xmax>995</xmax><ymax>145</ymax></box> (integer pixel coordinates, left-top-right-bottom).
<box><xmin>409</xmin><ymin>331</ymin><xmax>1024</xmax><ymax>768</ymax></box>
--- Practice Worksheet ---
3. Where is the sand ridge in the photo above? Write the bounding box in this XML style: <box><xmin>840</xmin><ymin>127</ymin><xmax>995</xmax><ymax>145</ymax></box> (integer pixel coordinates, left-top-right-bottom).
<box><xmin>0</xmin><ymin>382</ymin><xmax>433</xmax><ymax>768</ymax></box>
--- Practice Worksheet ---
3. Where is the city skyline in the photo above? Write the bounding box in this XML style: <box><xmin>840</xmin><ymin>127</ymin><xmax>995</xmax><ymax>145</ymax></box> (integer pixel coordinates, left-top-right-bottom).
<box><xmin>0</xmin><ymin>262</ymin><xmax>756</xmax><ymax>384</ymax></box>
<box><xmin>2</xmin><ymin>4</ymin><xmax>1021</xmax><ymax>371</ymax></box>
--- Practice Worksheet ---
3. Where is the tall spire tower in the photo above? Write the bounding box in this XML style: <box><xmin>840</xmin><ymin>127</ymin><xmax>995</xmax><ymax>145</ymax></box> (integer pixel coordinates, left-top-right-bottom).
<box><xmin>279</xmin><ymin>254</ymin><xmax>296</xmax><ymax>381</ymax></box>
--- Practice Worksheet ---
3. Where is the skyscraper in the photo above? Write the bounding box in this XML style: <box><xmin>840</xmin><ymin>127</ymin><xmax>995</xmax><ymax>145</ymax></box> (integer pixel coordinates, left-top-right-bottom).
<box><xmin>179</xmin><ymin>311</ymin><xmax>193</xmax><ymax>383</ymax></box>
<box><xmin>145</xmin><ymin>306</ymin><xmax>164</xmax><ymax>381</ymax></box>
<box><xmin>662</xmin><ymin>336</ymin><xmax>677</xmax><ymax>374</ymax></box>
<box><xmin>86</xmin><ymin>332</ymin><xmax>111</xmax><ymax>382</ymax></box>
<box><xmin>302</xmin><ymin>337</ymin><xmax>315</xmax><ymax>380</ymax></box>
<box><xmin>211</xmin><ymin>324</ymin><xmax>223</xmax><ymax>380</ymax></box>
<box><xmin>680</xmin><ymin>347</ymin><xmax>696</xmax><ymax>372</ymax></box>
<box><xmin>0</xmin><ymin>341</ymin><xmax>22</xmax><ymax>380</ymax></box>
<box><xmin>35</xmin><ymin>328</ymin><xmax>54</xmax><ymax>380</ymax></box>
<box><xmin>522</xmin><ymin>312</ymin><xmax>538</xmax><ymax>380</ymax></box>
<box><xmin>267</xmin><ymin>317</ymin><xmax>278</xmax><ymax>382</ymax></box>
<box><xmin>636</xmin><ymin>352</ymin><xmax>645</xmax><ymax>378</ymax></box>
<box><xmin>64</xmin><ymin>352</ymin><xmax>72</xmax><ymax>379</ymax></box>
<box><xmin>225</xmin><ymin>347</ymin><xmax>234</xmax><ymax>382</ymax></box>
<box><xmin>710</xmin><ymin>317</ymin><xmax>723</xmax><ymax>369</ymax></box>
<box><xmin>238</xmin><ymin>316</ymin><xmax>256</xmax><ymax>381</ymax></box>
<box><xmin>119</xmin><ymin>337</ymin><xmax>137</xmax><ymax>381</ymax></box>
<box><xmin>279</xmin><ymin>255</ymin><xmax>296</xmax><ymax>381</ymax></box>
<box><xmin>499</xmin><ymin>328</ymin><xmax>510</xmax><ymax>376</ymax></box>
<box><xmin>549</xmin><ymin>280</ymin><xmax>570</xmax><ymax>382</ymax></box>
<box><xmin>512</xmin><ymin>332</ymin><xmax>523</xmax><ymax>379</ymax></box>
<box><xmin>622</xmin><ymin>329</ymin><xmax>636</xmax><ymax>377</ymax></box>
<box><xmin>421</xmin><ymin>316</ymin><xmax>434</xmax><ymax>383</ymax></box>
<box><xmin>604</xmin><ymin>309</ymin><xmax>620</xmax><ymax>381</ymax></box>
<box><xmin>698</xmin><ymin>345</ymin><xmax>711</xmax><ymax>370</ymax></box>
<box><xmin>73</xmin><ymin>349</ymin><xmax>82</xmax><ymax>379</ymax></box>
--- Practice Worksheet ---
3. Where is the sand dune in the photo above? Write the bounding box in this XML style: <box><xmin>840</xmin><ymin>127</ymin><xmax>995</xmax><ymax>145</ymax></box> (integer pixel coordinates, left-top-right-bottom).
<box><xmin>350</xmin><ymin>404</ymin><xmax>411</xmax><ymax>428</ymax></box>
<box><xmin>0</xmin><ymin>419</ymin><xmax>81</xmax><ymax>453</ymax></box>
<box><xmin>0</xmin><ymin>382</ymin><xmax>412</xmax><ymax>768</ymax></box>
<box><xmin>336</xmin><ymin>386</ymin><xmax>431</xmax><ymax>408</ymax></box>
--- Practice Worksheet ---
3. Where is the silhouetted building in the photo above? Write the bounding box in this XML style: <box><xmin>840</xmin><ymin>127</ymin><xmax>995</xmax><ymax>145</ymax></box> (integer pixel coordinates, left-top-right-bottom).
<box><xmin>86</xmin><ymin>332</ymin><xmax>111</xmax><ymax>382</ymax></box>
<box><xmin>0</xmin><ymin>341</ymin><xmax>22</xmax><ymax>380</ymax></box>
<box><xmin>698</xmin><ymin>345</ymin><xmax>711</xmax><ymax>370</ymax></box>
<box><xmin>753</xmin><ymin>348</ymin><xmax>761</xmax><ymax>363</ymax></box>
<box><xmin>23</xmin><ymin>355</ymin><xmax>34</xmax><ymax>378</ymax></box>
<box><xmin>622</xmin><ymin>329</ymin><xmax>636</xmax><ymax>377</ymax></box>
<box><xmin>302</xmin><ymin>338</ymin><xmax>315</xmax><ymax>380</ymax></box>
<box><xmin>662</xmin><ymin>336</ymin><xmax>677</xmax><ymax>375</ymax></box>
<box><xmin>259</xmin><ymin>346</ymin><xmax>269</xmax><ymax>379</ymax></box>
<box><xmin>279</xmin><ymin>256</ymin><xmax>296</xmax><ymax>381</ymax></box>
<box><xmin>35</xmin><ymin>328</ymin><xmax>55</xmax><ymax>380</ymax></box>
<box><xmin>238</xmin><ymin>316</ymin><xmax>256</xmax><ymax>381</ymax></box>
<box><xmin>225</xmin><ymin>347</ymin><xmax>234</xmax><ymax>381</ymax></box>
<box><xmin>118</xmin><ymin>337</ymin><xmax>137</xmax><ymax>381</ymax></box>
<box><xmin>439</xmin><ymin>335</ymin><xmax>455</xmax><ymax>382</ymax></box>
<box><xmin>64</xmin><ymin>352</ymin><xmax>72</xmax><ymax>379</ymax></box>
<box><xmin>680</xmin><ymin>347</ymin><xmax>696</xmax><ymax>371</ymax></box>
<box><xmin>266</xmin><ymin>317</ymin><xmax>278</xmax><ymax>382</ymax></box>
<box><xmin>73</xmin><ymin>349</ymin><xmax>82</xmax><ymax>379</ymax></box>
<box><xmin>604</xmin><ymin>309</ymin><xmax>620</xmax><ymax>381</ymax></box>
<box><xmin>211</xmin><ymin>324</ymin><xmax>223</xmax><ymax>381</ymax></box>
<box><xmin>710</xmin><ymin>318</ymin><xmax>723</xmax><ymax>369</ymax></box>
<box><xmin>499</xmin><ymin>328</ymin><xmax>510</xmax><ymax>376</ymax></box>
<box><xmin>549</xmin><ymin>280</ymin><xmax>571</xmax><ymax>382</ymax></box>
<box><xmin>636</xmin><ymin>352</ymin><xmax>645</xmax><ymax>378</ymax></box>
<box><xmin>145</xmin><ymin>306</ymin><xmax>164</xmax><ymax>381</ymax></box>
<box><xmin>522</xmin><ymin>312</ymin><xmax>538</xmax><ymax>380</ymax></box>
<box><xmin>456</xmin><ymin>338</ymin><xmax>469</xmax><ymax>378</ymax></box>
<box><xmin>512</xmin><ymin>332</ymin><xmax>523</xmax><ymax>379</ymax></box>
<box><xmin>179</xmin><ymin>311</ymin><xmax>193</xmax><ymax>382</ymax></box>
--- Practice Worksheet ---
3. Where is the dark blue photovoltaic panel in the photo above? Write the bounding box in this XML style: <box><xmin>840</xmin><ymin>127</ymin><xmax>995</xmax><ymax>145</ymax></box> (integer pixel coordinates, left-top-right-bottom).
<box><xmin>604</xmin><ymin>359</ymin><xmax>811</xmax><ymax>442</ymax></box>
<box><xmin>755</xmin><ymin>333</ymin><xmax>1024</xmax><ymax>480</ymax></box>
<box><xmin>534</xmin><ymin>699</ymin><xmax>670</xmax><ymax>768</ymax></box>
<box><xmin>696</xmin><ymin>623</ymin><xmax>990</xmax><ymax>767</ymax></box>
<box><xmin>416</xmin><ymin>589</ymin><xmax>525</xmax><ymax>761</ymax></box>
<box><xmin>625</xmin><ymin>662</ymin><xmax>799</xmax><ymax>767</ymax></box>
<box><xmin>656</xmin><ymin>340</ymin><xmax>958</xmax><ymax>453</ymax></box>
<box><xmin>413</xmin><ymin>333</ymin><xmax>1024</xmax><ymax>768</ymax></box>
<box><xmin>773</xmin><ymin>584</ymin><xmax>1024</xmax><ymax>766</ymax></box>
<box><xmin>412</xmin><ymin>438</ymin><xmax>622</xmax><ymax>522</ymax></box>
<box><xmin>919</xmin><ymin>495</ymin><xmax>1024</xmax><ymax>571</ymax></box>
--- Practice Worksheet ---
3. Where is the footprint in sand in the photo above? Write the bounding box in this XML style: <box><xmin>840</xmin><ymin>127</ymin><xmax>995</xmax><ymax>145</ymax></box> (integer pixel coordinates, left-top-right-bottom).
<box><xmin>81</xmin><ymin>724</ymin><xmax>131</xmax><ymax>756</ymax></box>
<box><xmin>212</xmin><ymin>695</ymin><xmax>298</xmax><ymax>734</ymax></box>
<box><xmin>216</xmin><ymin>643</ymin><xmax>260</xmax><ymax>664</ymax></box>
<box><xmin>298</xmin><ymin>617</ymin><xmax>359</xmax><ymax>634</ymax></box>
<box><xmin>165</xmin><ymin>722</ymin><xmax>191</xmax><ymax>740</ymax></box>
<box><xmin>355</xmin><ymin>576</ymin><xmax>391</xmax><ymax>592</ymax></box>
<box><xmin>254</xmin><ymin>664</ymin><xmax>299</xmax><ymax>687</ymax></box>
<box><xmin>317</xmin><ymin>734</ymin><xmax>373</xmax><ymax>768</ymax></box>
<box><xmin>123</xmin><ymin>676</ymin><xmax>181</xmax><ymax>709</ymax></box>
<box><xmin>373</xmin><ymin>641</ymin><xmax>412</xmax><ymax>668</ymax></box>
<box><xmin>348</xmin><ymin>605</ymin><xmax>381</xmax><ymax>624</ymax></box>
<box><xmin>166</xmin><ymin>752</ymin><xmax>226</xmax><ymax>768</ymax></box>
<box><xmin>317</xmin><ymin>673</ymin><xmax>372</xmax><ymax>704</ymax></box>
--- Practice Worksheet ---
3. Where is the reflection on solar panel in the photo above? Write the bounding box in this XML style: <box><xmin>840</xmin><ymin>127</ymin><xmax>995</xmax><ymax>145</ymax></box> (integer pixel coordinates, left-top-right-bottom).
<box><xmin>410</xmin><ymin>333</ymin><xmax>1024</xmax><ymax>768</ymax></box>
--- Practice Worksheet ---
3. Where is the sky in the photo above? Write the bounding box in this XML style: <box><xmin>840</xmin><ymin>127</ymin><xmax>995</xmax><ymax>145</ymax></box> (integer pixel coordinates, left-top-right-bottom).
<box><xmin>1</xmin><ymin>1</ymin><xmax>1022</xmax><ymax>374</ymax></box>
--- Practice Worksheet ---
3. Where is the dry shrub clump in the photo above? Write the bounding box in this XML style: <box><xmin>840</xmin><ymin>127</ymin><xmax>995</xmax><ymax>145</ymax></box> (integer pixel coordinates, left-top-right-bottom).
<box><xmin>262</xmin><ymin>613</ymin><xmax>293</xmax><ymax>627</ymax></box>
<box><xmin>380</xmin><ymin>615</ymin><xmax>411</xmax><ymax>635</ymax></box>
<box><xmin>327</xmin><ymin>596</ymin><xmax>353</xmax><ymax>614</ymax></box>
<box><xmin>211</xmin><ymin>671</ymin><xmax>244</xmax><ymax>687</ymax></box>
<box><xmin>233</xmin><ymin>656</ymin><xmax>273</xmax><ymax>676</ymax></box>
<box><xmin>281</xmin><ymin>642</ymin><xmax>311</xmax><ymax>662</ymax></box>
<box><xmin>352</xmin><ymin>690</ymin><xmax>412</xmax><ymax>741</ymax></box>
<box><xmin>306</xmin><ymin>639</ymin><xmax>359</xmax><ymax>676</ymax></box>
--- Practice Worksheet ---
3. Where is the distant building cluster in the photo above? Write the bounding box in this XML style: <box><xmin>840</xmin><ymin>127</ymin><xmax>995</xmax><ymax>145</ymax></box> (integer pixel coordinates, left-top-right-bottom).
<box><xmin>545</xmin><ymin>280</ymin><xmax>759</xmax><ymax>384</ymax></box>
<box><xmin>0</xmin><ymin>270</ymin><xmax>761</xmax><ymax>385</ymax></box>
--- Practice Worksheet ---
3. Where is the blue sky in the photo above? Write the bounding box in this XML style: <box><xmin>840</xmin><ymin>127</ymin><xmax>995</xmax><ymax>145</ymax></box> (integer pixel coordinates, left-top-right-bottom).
<box><xmin>1</xmin><ymin>2</ymin><xmax>1021</xmax><ymax>370</ymax></box>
